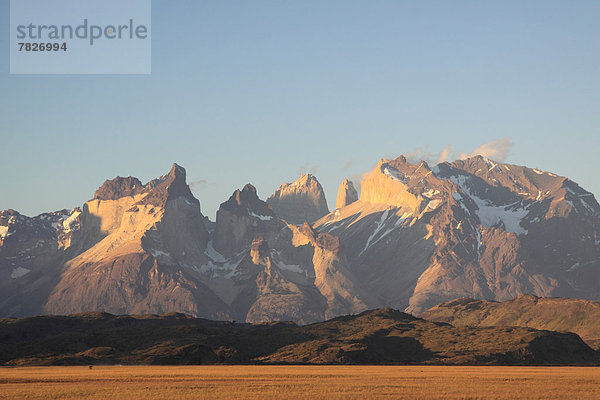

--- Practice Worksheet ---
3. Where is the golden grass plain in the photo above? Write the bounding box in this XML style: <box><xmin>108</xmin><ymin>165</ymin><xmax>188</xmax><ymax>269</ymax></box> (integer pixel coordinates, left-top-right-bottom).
<box><xmin>1</xmin><ymin>365</ymin><xmax>600</xmax><ymax>399</ymax></box>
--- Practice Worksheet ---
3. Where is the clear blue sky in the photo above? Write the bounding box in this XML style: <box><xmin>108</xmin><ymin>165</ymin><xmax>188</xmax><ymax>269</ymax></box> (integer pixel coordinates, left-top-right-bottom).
<box><xmin>1</xmin><ymin>0</ymin><xmax>599</xmax><ymax>219</ymax></box>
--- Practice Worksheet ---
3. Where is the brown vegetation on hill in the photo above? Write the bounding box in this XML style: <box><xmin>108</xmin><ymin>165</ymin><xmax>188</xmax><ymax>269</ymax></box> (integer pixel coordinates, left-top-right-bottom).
<box><xmin>421</xmin><ymin>294</ymin><xmax>600</xmax><ymax>349</ymax></box>
<box><xmin>0</xmin><ymin>308</ymin><xmax>597</xmax><ymax>366</ymax></box>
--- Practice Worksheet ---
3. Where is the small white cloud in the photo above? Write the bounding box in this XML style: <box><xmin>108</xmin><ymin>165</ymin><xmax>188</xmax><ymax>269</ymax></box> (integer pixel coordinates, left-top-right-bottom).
<box><xmin>297</xmin><ymin>164</ymin><xmax>320</xmax><ymax>176</ymax></box>
<box><xmin>349</xmin><ymin>172</ymin><xmax>368</xmax><ymax>196</ymax></box>
<box><xmin>436</xmin><ymin>145</ymin><xmax>452</xmax><ymax>163</ymax></box>
<box><xmin>189</xmin><ymin>179</ymin><xmax>208</xmax><ymax>190</ymax></box>
<box><xmin>401</xmin><ymin>137</ymin><xmax>513</xmax><ymax>166</ymax></box>
<box><xmin>460</xmin><ymin>137</ymin><xmax>512</xmax><ymax>162</ymax></box>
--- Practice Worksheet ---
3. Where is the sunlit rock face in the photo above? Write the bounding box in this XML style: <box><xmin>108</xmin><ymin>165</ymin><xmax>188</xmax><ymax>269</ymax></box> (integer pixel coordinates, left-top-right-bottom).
<box><xmin>0</xmin><ymin>166</ymin><xmax>371</xmax><ymax>324</ymax></box>
<box><xmin>267</xmin><ymin>174</ymin><xmax>329</xmax><ymax>225</ymax></box>
<box><xmin>316</xmin><ymin>155</ymin><xmax>600</xmax><ymax>314</ymax></box>
<box><xmin>44</xmin><ymin>164</ymin><xmax>223</xmax><ymax>318</ymax></box>
<box><xmin>1</xmin><ymin>164</ymin><xmax>223</xmax><ymax>319</ymax></box>
<box><xmin>336</xmin><ymin>179</ymin><xmax>358</xmax><ymax>209</ymax></box>
<box><xmin>2</xmin><ymin>155</ymin><xmax>600</xmax><ymax>321</ymax></box>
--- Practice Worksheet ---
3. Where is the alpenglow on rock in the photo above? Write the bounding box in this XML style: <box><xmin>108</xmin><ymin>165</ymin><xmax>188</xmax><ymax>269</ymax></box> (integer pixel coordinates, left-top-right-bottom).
<box><xmin>266</xmin><ymin>174</ymin><xmax>329</xmax><ymax>224</ymax></box>
<box><xmin>3</xmin><ymin>154</ymin><xmax>600</xmax><ymax>323</ymax></box>
<box><xmin>315</xmin><ymin>154</ymin><xmax>600</xmax><ymax>314</ymax></box>
<box><xmin>0</xmin><ymin>165</ymin><xmax>370</xmax><ymax>323</ymax></box>
<box><xmin>0</xmin><ymin>164</ymin><xmax>223</xmax><ymax>318</ymax></box>
<box><xmin>336</xmin><ymin>179</ymin><xmax>358</xmax><ymax>209</ymax></box>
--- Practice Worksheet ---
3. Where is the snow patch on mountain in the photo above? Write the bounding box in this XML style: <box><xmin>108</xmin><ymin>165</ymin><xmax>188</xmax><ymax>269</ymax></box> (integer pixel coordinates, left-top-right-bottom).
<box><xmin>565</xmin><ymin>187</ymin><xmax>599</xmax><ymax>216</ymax></box>
<box><xmin>474</xmin><ymin>199</ymin><xmax>529</xmax><ymax>235</ymax></box>
<box><xmin>205</xmin><ymin>241</ymin><xmax>228</xmax><ymax>262</ymax></box>
<box><xmin>248</xmin><ymin>211</ymin><xmax>273</xmax><ymax>221</ymax></box>
<box><xmin>361</xmin><ymin>210</ymin><xmax>391</xmax><ymax>254</ymax></box>
<box><xmin>196</xmin><ymin>259</ymin><xmax>240</xmax><ymax>279</ymax></box>
<box><xmin>447</xmin><ymin>174</ymin><xmax>529</xmax><ymax>235</ymax></box>
<box><xmin>11</xmin><ymin>267</ymin><xmax>30</xmax><ymax>279</ymax></box>
<box><xmin>487</xmin><ymin>160</ymin><xmax>499</xmax><ymax>172</ymax></box>
<box><xmin>150</xmin><ymin>249</ymin><xmax>172</xmax><ymax>260</ymax></box>
<box><xmin>359</xmin><ymin>209</ymin><xmax>411</xmax><ymax>254</ymax></box>
<box><xmin>452</xmin><ymin>192</ymin><xmax>470</xmax><ymax>213</ymax></box>
<box><xmin>276</xmin><ymin>261</ymin><xmax>306</xmax><ymax>275</ymax></box>
<box><xmin>382</xmin><ymin>166</ymin><xmax>405</xmax><ymax>183</ymax></box>
<box><xmin>62</xmin><ymin>210</ymin><xmax>81</xmax><ymax>233</ymax></box>
<box><xmin>579</xmin><ymin>198</ymin><xmax>597</xmax><ymax>215</ymax></box>
<box><xmin>426</xmin><ymin>199</ymin><xmax>443</xmax><ymax>210</ymax></box>
<box><xmin>475</xmin><ymin>228</ymin><xmax>482</xmax><ymax>262</ymax></box>
<box><xmin>567</xmin><ymin>262</ymin><xmax>581</xmax><ymax>272</ymax></box>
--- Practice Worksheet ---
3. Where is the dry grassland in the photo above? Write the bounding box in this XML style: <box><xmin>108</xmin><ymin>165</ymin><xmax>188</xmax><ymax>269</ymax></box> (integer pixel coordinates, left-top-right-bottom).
<box><xmin>1</xmin><ymin>365</ymin><xmax>600</xmax><ymax>399</ymax></box>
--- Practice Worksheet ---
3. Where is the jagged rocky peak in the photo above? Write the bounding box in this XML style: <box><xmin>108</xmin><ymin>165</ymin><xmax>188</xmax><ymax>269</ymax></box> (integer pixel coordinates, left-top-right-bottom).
<box><xmin>436</xmin><ymin>155</ymin><xmax>600</xmax><ymax>218</ymax></box>
<box><xmin>336</xmin><ymin>179</ymin><xmax>358</xmax><ymax>209</ymax></box>
<box><xmin>0</xmin><ymin>208</ymin><xmax>83</xmax><ymax>242</ymax></box>
<box><xmin>383</xmin><ymin>156</ymin><xmax>432</xmax><ymax>180</ymax></box>
<box><xmin>441</xmin><ymin>155</ymin><xmax>563</xmax><ymax>193</ymax></box>
<box><xmin>267</xmin><ymin>174</ymin><xmax>329</xmax><ymax>224</ymax></box>
<box><xmin>360</xmin><ymin>156</ymin><xmax>439</xmax><ymax>210</ymax></box>
<box><xmin>92</xmin><ymin>163</ymin><xmax>199</xmax><ymax>208</ymax></box>
<box><xmin>145</xmin><ymin>163</ymin><xmax>186</xmax><ymax>189</ymax></box>
<box><xmin>214</xmin><ymin>184</ymin><xmax>281</xmax><ymax>256</ymax></box>
<box><xmin>0</xmin><ymin>205</ymin><xmax>85</xmax><ymax>309</ymax></box>
<box><xmin>94</xmin><ymin>176</ymin><xmax>145</xmax><ymax>200</ymax></box>
<box><xmin>448</xmin><ymin>154</ymin><xmax>495</xmax><ymax>171</ymax></box>
<box><xmin>41</xmin><ymin>163</ymin><xmax>215</xmax><ymax>319</ymax></box>
<box><xmin>220</xmin><ymin>184</ymin><xmax>275</xmax><ymax>217</ymax></box>
<box><xmin>137</xmin><ymin>163</ymin><xmax>199</xmax><ymax>207</ymax></box>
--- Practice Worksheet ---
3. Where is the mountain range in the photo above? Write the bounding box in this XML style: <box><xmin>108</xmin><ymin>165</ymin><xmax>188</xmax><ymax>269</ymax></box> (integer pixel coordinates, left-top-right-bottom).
<box><xmin>2</xmin><ymin>155</ymin><xmax>599</xmax><ymax>321</ymax></box>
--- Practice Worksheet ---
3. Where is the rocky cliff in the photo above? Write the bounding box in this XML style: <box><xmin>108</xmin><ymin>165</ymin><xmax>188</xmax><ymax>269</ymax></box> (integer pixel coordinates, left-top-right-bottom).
<box><xmin>336</xmin><ymin>179</ymin><xmax>358</xmax><ymax>209</ymax></box>
<box><xmin>267</xmin><ymin>174</ymin><xmax>329</xmax><ymax>224</ymax></box>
